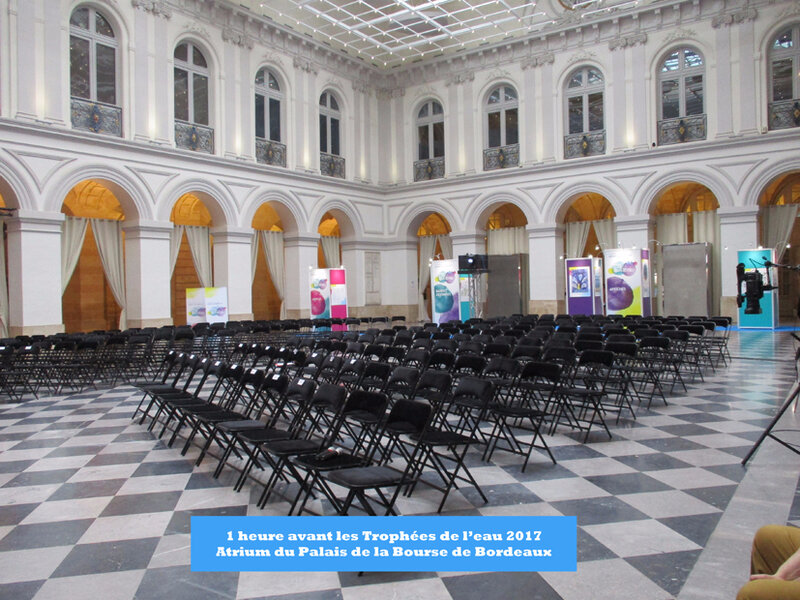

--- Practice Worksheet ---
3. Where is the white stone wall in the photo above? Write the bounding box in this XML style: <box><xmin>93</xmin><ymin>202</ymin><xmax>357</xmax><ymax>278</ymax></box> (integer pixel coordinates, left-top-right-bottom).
<box><xmin>0</xmin><ymin>0</ymin><xmax>798</xmax><ymax>331</ymax></box>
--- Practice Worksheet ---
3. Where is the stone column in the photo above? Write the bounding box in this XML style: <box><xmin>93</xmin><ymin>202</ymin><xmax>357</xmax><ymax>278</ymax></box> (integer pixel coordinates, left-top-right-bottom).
<box><xmin>528</xmin><ymin>224</ymin><xmax>564</xmax><ymax>315</ymax></box>
<box><xmin>6</xmin><ymin>210</ymin><xmax>65</xmax><ymax>335</ymax></box>
<box><xmin>211</xmin><ymin>226</ymin><xmax>254</xmax><ymax>321</ymax></box>
<box><xmin>380</xmin><ymin>240</ymin><xmax>417</xmax><ymax>321</ymax></box>
<box><xmin>615</xmin><ymin>215</ymin><xmax>652</xmax><ymax>250</ymax></box>
<box><xmin>283</xmin><ymin>233</ymin><xmax>320</xmax><ymax>319</ymax></box>
<box><xmin>122</xmin><ymin>220</ymin><xmax>173</xmax><ymax>328</ymax></box>
<box><xmin>719</xmin><ymin>206</ymin><xmax>760</xmax><ymax>320</ymax></box>
<box><xmin>450</xmin><ymin>231</ymin><xmax>485</xmax><ymax>259</ymax></box>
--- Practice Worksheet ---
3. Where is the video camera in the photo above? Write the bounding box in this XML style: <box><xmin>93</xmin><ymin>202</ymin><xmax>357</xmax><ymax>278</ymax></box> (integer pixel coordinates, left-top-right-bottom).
<box><xmin>736</xmin><ymin>258</ymin><xmax>776</xmax><ymax>315</ymax></box>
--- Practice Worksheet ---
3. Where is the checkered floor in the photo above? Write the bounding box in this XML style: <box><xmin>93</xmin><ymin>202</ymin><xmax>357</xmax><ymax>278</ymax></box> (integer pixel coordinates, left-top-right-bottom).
<box><xmin>1</xmin><ymin>331</ymin><xmax>799</xmax><ymax>600</ymax></box>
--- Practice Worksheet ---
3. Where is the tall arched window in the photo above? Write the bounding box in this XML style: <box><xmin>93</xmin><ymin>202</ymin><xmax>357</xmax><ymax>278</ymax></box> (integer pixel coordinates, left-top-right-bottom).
<box><xmin>483</xmin><ymin>85</ymin><xmax>519</xmax><ymax>170</ymax></box>
<box><xmin>414</xmin><ymin>100</ymin><xmax>445</xmax><ymax>181</ymax></box>
<box><xmin>768</xmin><ymin>25</ymin><xmax>800</xmax><ymax>131</ymax></box>
<box><xmin>174</xmin><ymin>42</ymin><xmax>212</xmax><ymax>153</ymax></box>
<box><xmin>564</xmin><ymin>66</ymin><xmax>605</xmax><ymax>159</ymax></box>
<box><xmin>319</xmin><ymin>91</ymin><xmax>344</xmax><ymax>178</ymax></box>
<box><xmin>69</xmin><ymin>6</ymin><xmax>120</xmax><ymax>136</ymax></box>
<box><xmin>657</xmin><ymin>47</ymin><xmax>706</xmax><ymax>145</ymax></box>
<box><xmin>255</xmin><ymin>68</ymin><xmax>285</xmax><ymax>167</ymax></box>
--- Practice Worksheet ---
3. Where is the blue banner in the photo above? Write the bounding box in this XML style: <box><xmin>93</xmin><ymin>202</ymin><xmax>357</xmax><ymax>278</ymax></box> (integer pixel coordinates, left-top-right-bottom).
<box><xmin>191</xmin><ymin>516</ymin><xmax>577</xmax><ymax>572</ymax></box>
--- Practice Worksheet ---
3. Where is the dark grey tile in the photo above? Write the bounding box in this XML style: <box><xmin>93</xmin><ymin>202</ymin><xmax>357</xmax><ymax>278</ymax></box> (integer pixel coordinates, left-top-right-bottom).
<box><xmin>684</xmin><ymin>485</ymin><xmax>738</xmax><ymax>511</ymax></box>
<box><xmin>659</xmin><ymin>512</ymin><xmax>722</xmax><ymax>547</ymax></box>
<box><xmin>0</xmin><ymin>519</ymin><xmax>94</xmax><ymax>551</ymax></box>
<box><xmin>85</xmin><ymin>451</ymin><xmax>149</xmax><ymax>467</ymax></box>
<box><xmin>637</xmin><ymin>437</ymin><xmax>709</xmax><ymax>452</ymax></box>
<box><xmin>613</xmin><ymin>453</ymin><xmax>694</xmax><ymax>472</ymax></box>
<box><xmin>626</xmin><ymin>549</ymin><xmax>702</xmax><ymax>597</ymax></box>
<box><xmin>717</xmin><ymin>445</ymin><xmax>752</xmax><ymax>459</ymax></box>
<box><xmin>338</xmin><ymin>570</ymin><xmax>438</xmax><ymax>587</ymax></box>
<box><xmin>0</xmin><ymin>580</ymin><xmax>45</xmax><ymax>600</ymax></box>
<box><xmin>47</xmin><ymin>478</ymin><xmax>127</xmax><ymax>501</ymax></box>
<box><xmin>550</xmin><ymin>497</ymin><xmax>649</xmax><ymax>526</ymax></box>
<box><xmin>501</xmin><ymin>463</ymin><xmax>579</xmax><ymax>481</ymax></box>
<box><xmin>134</xmin><ymin>565</ymin><xmax>238</xmax><ymax>600</ymax></box>
<box><xmin>673</xmin><ymin>412</ymin><xmax>724</xmax><ymax>424</ymax></box>
<box><xmin>0</xmin><ymin>432</ymin><xmax>32</xmax><ymax>441</ymax></box>
<box><xmin>45</xmin><ymin>445</ymin><xmax>105</xmax><ymax>458</ymax></box>
<box><xmin>113</xmin><ymin>431</ymin><xmax>157</xmax><ymax>443</ymax></box>
<box><xmin>132</xmin><ymin>460</ymin><xmax>195</xmax><ymax>477</ymax></box>
<box><xmin>0</xmin><ymin>459</ymin><xmax>37</xmax><ymax>474</ymax></box>
<box><xmin>74</xmin><ymin>426</ymin><xmax>128</xmax><ymax>437</ymax></box>
<box><xmin>184</xmin><ymin>472</ymin><xmax>226</xmax><ymax>490</ymax></box>
<box><xmin>551</xmin><ymin>445</ymin><xmax>606</xmax><ymax>460</ymax></box>
<box><xmin>584</xmin><ymin>473</ymin><xmax>673</xmax><ymax>495</ymax></box>
<box><xmin>100</xmin><ymin>491</ymin><xmax>182</xmax><ymax>517</ymax></box>
<box><xmin>576</xmin><ymin>527</ymin><xmax>617</xmax><ymax>562</ymax></box>
<box><xmin>9</xmin><ymin>438</ymin><xmax>64</xmax><ymax>450</ymax></box>
<box><xmin>3</xmin><ymin>468</ymin><xmax>79</xmax><ymax>488</ymax></box>
<box><xmin>703</xmin><ymin>463</ymin><xmax>747</xmax><ymax>483</ymax></box>
<box><xmin>255</xmin><ymin>591</ymin><xmax>342</xmax><ymax>600</ymax></box>
<box><xmin>658</xmin><ymin>424</ymin><xmax>720</xmax><ymax>437</ymax></box>
<box><xmin>43</xmin><ymin>421</ymin><xmax>91</xmax><ymax>431</ymax></box>
<box><xmin>459</xmin><ymin>483</ymin><xmax>541</xmax><ymax>507</ymax></box>
<box><xmin>15</xmin><ymin>416</ymin><xmax>62</xmax><ymax>425</ymax></box>
<box><xmin>443</xmin><ymin>571</ymin><xmax>562</xmax><ymax>600</ymax></box>
<box><xmin>51</xmin><ymin>537</ymin><xmax>159</xmax><ymax>577</ymax></box>
<box><xmin>165</xmin><ymin>505</ymin><xmax>249</xmax><ymax>535</ymax></box>
<box><xmin>0</xmin><ymin>503</ymin><xmax>39</xmax><ymax>526</ymax></box>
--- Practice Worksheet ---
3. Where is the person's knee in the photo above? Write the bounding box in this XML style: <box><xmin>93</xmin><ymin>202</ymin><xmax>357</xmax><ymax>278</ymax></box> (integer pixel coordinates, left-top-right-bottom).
<box><xmin>737</xmin><ymin>580</ymin><xmax>759</xmax><ymax>600</ymax></box>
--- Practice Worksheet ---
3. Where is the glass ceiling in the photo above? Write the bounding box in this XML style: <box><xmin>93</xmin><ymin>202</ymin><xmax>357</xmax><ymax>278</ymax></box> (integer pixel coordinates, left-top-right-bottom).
<box><xmin>236</xmin><ymin>0</ymin><xmax>646</xmax><ymax>68</ymax></box>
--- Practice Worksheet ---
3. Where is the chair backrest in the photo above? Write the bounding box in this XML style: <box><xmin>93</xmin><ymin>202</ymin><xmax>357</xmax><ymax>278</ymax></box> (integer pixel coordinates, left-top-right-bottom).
<box><xmin>520</xmin><ymin>360</ymin><xmax>561</xmax><ymax>383</ymax></box>
<box><xmin>604</xmin><ymin>341</ymin><xmax>637</xmax><ymax>357</ymax></box>
<box><xmin>451</xmin><ymin>376</ymin><xmax>495</xmax><ymax>408</ymax></box>
<box><xmin>415</xmin><ymin>368</ymin><xmax>452</xmax><ymax>402</ymax></box>
<box><xmin>578</xmin><ymin>349</ymin><xmax>615</xmax><ymax>367</ymax></box>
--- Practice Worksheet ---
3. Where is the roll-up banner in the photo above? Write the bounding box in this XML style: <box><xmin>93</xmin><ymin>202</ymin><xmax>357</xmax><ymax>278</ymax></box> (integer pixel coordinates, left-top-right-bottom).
<box><xmin>186</xmin><ymin>287</ymin><xmax>228</xmax><ymax>325</ymax></box>
<box><xmin>430</xmin><ymin>259</ymin><xmax>460</xmax><ymax>324</ymax></box>
<box><xmin>310</xmin><ymin>268</ymin><xmax>348</xmax><ymax>330</ymax></box>
<box><xmin>603</xmin><ymin>248</ymin><xmax>652</xmax><ymax>317</ymax></box>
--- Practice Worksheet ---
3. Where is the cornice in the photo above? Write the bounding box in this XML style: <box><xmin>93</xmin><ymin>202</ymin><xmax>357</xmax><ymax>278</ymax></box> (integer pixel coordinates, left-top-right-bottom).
<box><xmin>711</xmin><ymin>7</ymin><xmax>758</xmax><ymax>28</ymax></box>
<box><xmin>131</xmin><ymin>0</ymin><xmax>172</xmax><ymax>19</ymax></box>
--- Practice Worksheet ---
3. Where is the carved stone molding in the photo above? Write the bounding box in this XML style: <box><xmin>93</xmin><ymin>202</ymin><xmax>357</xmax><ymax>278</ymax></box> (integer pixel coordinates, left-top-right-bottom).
<box><xmin>521</xmin><ymin>52</ymin><xmax>555</xmax><ymax>69</ymax></box>
<box><xmin>609</xmin><ymin>32</ymin><xmax>647</xmax><ymax>51</ymax></box>
<box><xmin>352</xmin><ymin>80</ymin><xmax>372</xmax><ymax>95</ymax></box>
<box><xmin>131</xmin><ymin>0</ymin><xmax>172</xmax><ymax>19</ymax></box>
<box><xmin>711</xmin><ymin>7</ymin><xmax>757</xmax><ymax>29</ymax></box>
<box><xmin>663</xmin><ymin>28</ymin><xmax>697</xmax><ymax>43</ymax></box>
<box><xmin>778</xmin><ymin>3</ymin><xmax>800</xmax><ymax>22</ymax></box>
<box><xmin>259</xmin><ymin>53</ymin><xmax>284</xmax><ymax>68</ymax></box>
<box><xmin>293</xmin><ymin>56</ymin><xmax>319</xmax><ymax>75</ymax></box>
<box><xmin>445</xmin><ymin>71</ymin><xmax>474</xmax><ymax>86</ymax></box>
<box><xmin>567</xmin><ymin>50</ymin><xmax>596</xmax><ymax>65</ymax></box>
<box><xmin>375</xmin><ymin>87</ymin><xmax>405</xmax><ymax>100</ymax></box>
<box><xmin>222</xmin><ymin>27</ymin><xmax>254</xmax><ymax>49</ymax></box>
<box><xmin>186</xmin><ymin>21</ymin><xmax>210</xmax><ymax>39</ymax></box>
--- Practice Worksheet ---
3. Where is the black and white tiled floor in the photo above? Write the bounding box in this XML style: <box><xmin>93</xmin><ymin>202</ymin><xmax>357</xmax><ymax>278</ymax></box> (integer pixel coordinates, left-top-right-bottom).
<box><xmin>1</xmin><ymin>331</ymin><xmax>799</xmax><ymax>600</ymax></box>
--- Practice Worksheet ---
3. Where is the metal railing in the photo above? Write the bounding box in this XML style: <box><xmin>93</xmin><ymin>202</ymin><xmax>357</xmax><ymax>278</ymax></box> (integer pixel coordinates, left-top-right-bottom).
<box><xmin>564</xmin><ymin>130</ymin><xmax>606</xmax><ymax>159</ymax></box>
<box><xmin>70</xmin><ymin>97</ymin><xmax>122</xmax><ymax>137</ymax></box>
<box><xmin>657</xmin><ymin>114</ymin><xmax>706</xmax><ymax>146</ymax></box>
<box><xmin>413</xmin><ymin>157</ymin><xmax>445</xmax><ymax>181</ymax></box>
<box><xmin>483</xmin><ymin>144</ymin><xmax>520</xmax><ymax>171</ymax></box>
<box><xmin>174</xmin><ymin>120</ymin><xmax>214</xmax><ymax>153</ymax></box>
<box><xmin>768</xmin><ymin>99</ymin><xmax>800</xmax><ymax>131</ymax></box>
<box><xmin>320</xmin><ymin>152</ymin><xmax>345</xmax><ymax>178</ymax></box>
<box><xmin>255</xmin><ymin>138</ymin><xmax>287</xmax><ymax>167</ymax></box>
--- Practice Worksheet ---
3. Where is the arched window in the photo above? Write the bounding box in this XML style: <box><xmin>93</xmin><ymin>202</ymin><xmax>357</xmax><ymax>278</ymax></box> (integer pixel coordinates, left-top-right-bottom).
<box><xmin>319</xmin><ymin>91</ymin><xmax>344</xmax><ymax>178</ymax></box>
<box><xmin>768</xmin><ymin>25</ymin><xmax>800</xmax><ymax>131</ymax></box>
<box><xmin>70</xmin><ymin>7</ymin><xmax>117</xmax><ymax>105</ymax></box>
<box><xmin>174</xmin><ymin>42</ymin><xmax>209</xmax><ymax>126</ymax></box>
<box><xmin>255</xmin><ymin>68</ymin><xmax>286</xmax><ymax>167</ymax></box>
<box><xmin>564</xmin><ymin>67</ymin><xmax>605</xmax><ymax>158</ymax></box>
<box><xmin>657</xmin><ymin>47</ymin><xmax>706</xmax><ymax>144</ymax></box>
<box><xmin>414</xmin><ymin>100</ymin><xmax>445</xmax><ymax>181</ymax></box>
<box><xmin>255</xmin><ymin>68</ymin><xmax>281</xmax><ymax>142</ymax></box>
<box><xmin>484</xmin><ymin>85</ymin><xmax>519</xmax><ymax>170</ymax></box>
<box><xmin>69</xmin><ymin>6</ymin><xmax>121</xmax><ymax>136</ymax></box>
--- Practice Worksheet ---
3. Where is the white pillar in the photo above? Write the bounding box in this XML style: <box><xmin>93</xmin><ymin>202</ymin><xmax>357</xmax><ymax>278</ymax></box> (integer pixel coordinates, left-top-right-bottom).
<box><xmin>719</xmin><ymin>206</ymin><xmax>760</xmax><ymax>319</ymax></box>
<box><xmin>615</xmin><ymin>215</ymin><xmax>652</xmax><ymax>250</ymax></box>
<box><xmin>284</xmin><ymin>233</ymin><xmax>320</xmax><ymax>318</ymax></box>
<box><xmin>212</xmin><ymin>227</ymin><xmax>254</xmax><ymax>321</ymax></box>
<box><xmin>123</xmin><ymin>220</ymin><xmax>173</xmax><ymax>328</ymax></box>
<box><xmin>340</xmin><ymin>240</ymin><xmax>364</xmax><ymax>311</ymax></box>
<box><xmin>528</xmin><ymin>224</ymin><xmax>564</xmax><ymax>315</ymax></box>
<box><xmin>450</xmin><ymin>231</ymin><xmax>484</xmax><ymax>259</ymax></box>
<box><xmin>6</xmin><ymin>210</ymin><xmax>64</xmax><ymax>335</ymax></box>
<box><xmin>380</xmin><ymin>240</ymin><xmax>417</xmax><ymax>319</ymax></box>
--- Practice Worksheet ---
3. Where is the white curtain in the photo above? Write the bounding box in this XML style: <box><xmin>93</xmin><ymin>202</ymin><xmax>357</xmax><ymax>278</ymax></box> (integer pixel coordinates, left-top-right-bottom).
<box><xmin>169</xmin><ymin>225</ymin><xmax>184</xmax><ymax>278</ymax></box>
<box><xmin>418</xmin><ymin>235</ymin><xmax>437</xmax><ymax>320</ymax></box>
<box><xmin>762</xmin><ymin>204</ymin><xmax>799</xmax><ymax>262</ymax></box>
<box><xmin>693</xmin><ymin>210</ymin><xmax>721</xmax><ymax>315</ymax></box>
<box><xmin>91</xmin><ymin>219</ymin><xmax>127</xmax><ymax>330</ymax></box>
<box><xmin>0</xmin><ymin>222</ymin><xmax>7</xmax><ymax>338</ymax></box>
<box><xmin>656</xmin><ymin>213</ymin><xmax>688</xmax><ymax>246</ymax></box>
<box><xmin>61</xmin><ymin>216</ymin><xmax>88</xmax><ymax>294</ymax></box>
<box><xmin>593</xmin><ymin>219</ymin><xmax>617</xmax><ymax>251</ymax></box>
<box><xmin>185</xmin><ymin>225</ymin><xmax>213</xmax><ymax>288</ymax></box>
<box><xmin>250</xmin><ymin>231</ymin><xmax>260</xmax><ymax>285</ymax></box>
<box><xmin>565</xmin><ymin>221</ymin><xmax>591</xmax><ymax>258</ymax></box>
<box><xmin>487</xmin><ymin>226</ymin><xmax>527</xmax><ymax>255</ymax></box>
<box><xmin>261</xmin><ymin>230</ymin><xmax>286</xmax><ymax>319</ymax></box>
<box><xmin>437</xmin><ymin>234</ymin><xmax>453</xmax><ymax>260</ymax></box>
<box><xmin>320</xmin><ymin>235</ymin><xmax>340</xmax><ymax>268</ymax></box>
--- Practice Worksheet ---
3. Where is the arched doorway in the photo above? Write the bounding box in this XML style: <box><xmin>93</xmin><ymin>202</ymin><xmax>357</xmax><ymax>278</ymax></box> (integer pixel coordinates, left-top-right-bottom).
<box><xmin>170</xmin><ymin>193</ymin><xmax>213</xmax><ymax>326</ymax></box>
<box><xmin>651</xmin><ymin>182</ymin><xmax>720</xmax><ymax>315</ymax></box>
<box><xmin>758</xmin><ymin>172</ymin><xmax>800</xmax><ymax>320</ymax></box>
<box><xmin>251</xmin><ymin>203</ymin><xmax>284</xmax><ymax>320</ymax></box>
<box><xmin>61</xmin><ymin>180</ymin><xmax>126</xmax><ymax>332</ymax></box>
<box><xmin>561</xmin><ymin>193</ymin><xmax>616</xmax><ymax>260</ymax></box>
<box><xmin>417</xmin><ymin>213</ymin><xmax>452</xmax><ymax>321</ymax></box>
